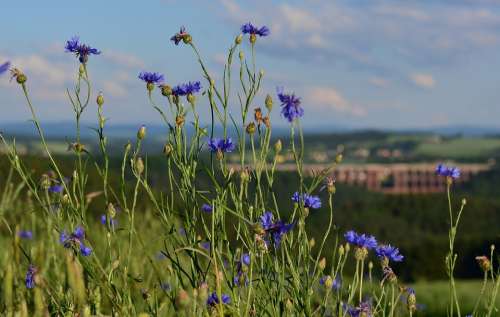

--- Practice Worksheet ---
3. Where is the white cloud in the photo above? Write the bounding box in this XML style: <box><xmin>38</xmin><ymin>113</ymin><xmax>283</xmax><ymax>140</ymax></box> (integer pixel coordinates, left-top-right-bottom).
<box><xmin>369</xmin><ymin>77</ymin><xmax>390</xmax><ymax>88</ymax></box>
<box><xmin>103</xmin><ymin>50</ymin><xmax>145</xmax><ymax>69</ymax></box>
<box><xmin>307</xmin><ymin>87</ymin><xmax>367</xmax><ymax>116</ymax></box>
<box><xmin>410</xmin><ymin>73</ymin><xmax>436</xmax><ymax>89</ymax></box>
<box><xmin>279</xmin><ymin>4</ymin><xmax>322</xmax><ymax>32</ymax></box>
<box><xmin>102</xmin><ymin>81</ymin><xmax>128</xmax><ymax>98</ymax></box>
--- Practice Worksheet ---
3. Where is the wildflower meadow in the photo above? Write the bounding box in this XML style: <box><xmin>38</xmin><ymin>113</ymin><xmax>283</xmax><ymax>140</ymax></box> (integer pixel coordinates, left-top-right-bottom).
<box><xmin>0</xmin><ymin>22</ymin><xmax>499</xmax><ymax>317</ymax></box>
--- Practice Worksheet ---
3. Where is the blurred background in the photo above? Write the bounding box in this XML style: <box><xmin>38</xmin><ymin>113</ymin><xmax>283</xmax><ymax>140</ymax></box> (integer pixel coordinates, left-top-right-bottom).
<box><xmin>1</xmin><ymin>0</ymin><xmax>500</xmax><ymax>313</ymax></box>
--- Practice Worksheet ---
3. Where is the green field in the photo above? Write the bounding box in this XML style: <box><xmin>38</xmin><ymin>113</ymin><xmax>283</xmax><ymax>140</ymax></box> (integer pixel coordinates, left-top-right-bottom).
<box><xmin>415</xmin><ymin>138</ymin><xmax>500</xmax><ymax>159</ymax></box>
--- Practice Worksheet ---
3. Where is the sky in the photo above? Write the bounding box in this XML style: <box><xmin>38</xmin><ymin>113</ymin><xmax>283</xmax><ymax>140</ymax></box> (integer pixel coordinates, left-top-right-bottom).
<box><xmin>1</xmin><ymin>0</ymin><xmax>500</xmax><ymax>130</ymax></box>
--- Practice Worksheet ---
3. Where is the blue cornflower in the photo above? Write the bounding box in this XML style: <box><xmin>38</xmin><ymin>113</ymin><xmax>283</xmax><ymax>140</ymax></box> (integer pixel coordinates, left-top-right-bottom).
<box><xmin>376</xmin><ymin>244</ymin><xmax>404</xmax><ymax>262</ymax></box>
<box><xmin>277</xmin><ymin>87</ymin><xmax>304</xmax><ymax>122</ymax></box>
<box><xmin>160</xmin><ymin>282</ymin><xmax>171</xmax><ymax>291</ymax></box>
<box><xmin>60</xmin><ymin>226</ymin><xmax>92</xmax><ymax>256</ymax></box>
<box><xmin>100</xmin><ymin>214</ymin><xmax>117</xmax><ymax>228</ymax></box>
<box><xmin>344</xmin><ymin>301</ymin><xmax>372</xmax><ymax>317</ymax></box>
<box><xmin>319</xmin><ymin>276</ymin><xmax>342</xmax><ymax>290</ymax></box>
<box><xmin>18</xmin><ymin>230</ymin><xmax>33</xmax><ymax>240</ymax></box>
<box><xmin>241</xmin><ymin>22</ymin><xmax>270</xmax><ymax>37</ymax></box>
<box><xmin>201</xmin><ymin>204</ymin><xmax>213</xmax><ymax>213</ymax></box>
<box><xmin>48</xmin><ymin>184</ymin><xmax>64</xmax><ymax>194</ymax></box>
<box><xmin>344</xmin><ymin>230</ymin><xmax>378</xmax><ymax>250</ymax></box>
<box><xmin>201</xmin><ymin>241</ymin><xmax>211</xmax><ymax>251</ymax></box>
<box><xmin>208</xmin><ymin>138</ymin><xmax>236</xmax><ymax>154</ymax></box>
<box><xmin>65</xmin><ymin>36</ymin><xmax>100</xmax><ymax>63</ymax></box>
<box><xmin>25</xmin><ymin>265</ymin><xmax>37</xmax><ymax>289</ymax></box>
<box><xmin>241</xmin><ymin>253</ymin><xmax>251</xmax><ymax>266</ymax></box>
<box><xmin>435</xmin><ymin>163</ymin><xmax>460</xmax><ymax>179</ymax></box>
<box><xmin>292</xmin><ymin>192</ymin><xmax>322</xmax><ymax>209</ymax></box>
<box><xmin>170</xmin><ymin>26</ymin><xmax>190</xmax><ymax>45</ymax></box>
<box><xmin>0</xmin><ymin>61</ymin><xmax>10</xmax><ymax>75</ymax></box>
<box><xmin>138</xmin><ymin>71</ymin><xmax>164</xmax><ymax>84</ymax></box>
<box><xmin>172</xmin><ymin>81</ymin><xmax>202</xmax><ymax>96</ymax></box>
<box><xmin>259</xmin><ymin>211</ymin><xmax>294</xmax><ymax>248</ymax></box>
<box><xmin>207</xmin><ymin>292</ymin><xmax>231</xmax><ymax>306</ymax></box>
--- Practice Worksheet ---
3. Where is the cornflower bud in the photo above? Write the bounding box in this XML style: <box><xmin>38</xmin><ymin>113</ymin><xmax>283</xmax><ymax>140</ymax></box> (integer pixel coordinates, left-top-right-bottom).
<box><xmin>11</xmin><ymin>68</ymin><xmax>27</xmax><ymax>84</ymax></box>
<box><xmin>187</xmin><ymin>93</ymin><xmax>196</xmax><ymax>105</ymax></box>
<box><xmin>407</xmin><ymin>289</ymin><xmax>417</xmax><ymax>313</ymax></box>
<box><xmin>318</xmin><ymin>258</ymin><xmax>326</xmax><ymax>271</ymax></box>
<box><xmin>40</xmin><ymin>174</ymin><xmax>51</xmax><ymax>190</ymax></box>
<box><xmin>182</xmin><ymin>34</ymin><xmax>192</xmax><ymax>44</ymax></box>
<box><xmin>254</xmin><ymin>108</ymin><xmax>263</xmax><ymax>124</ymax></box>
<box><xmin>176</xmin><ymin>115</ymin><xmax>185</xmax><ymax>127</ymax></box>
<box><xmin>476</xmin><ymin>256</ymin><xmax>491</xmax><ymax>272</ymax></box>
<box><xmin>274</xmin><ymin>139</ymin><xmax>282</xmax><ymax>153</ymax></box>
<box><xmin>163</xmin><ymin>143</ymin><xmax>173</xmax><ymax>156</ymax></box>
<box><xmin>135</xmin><ymin>157</ymin><xmax>144</xmax><ymax>175</ymax></box>
<box><xmin>161</xmin><ymin>85</ymin><xmax>172</xmax><ymax>97</ymax></box>
<box><xmin>335</xmin><ymin>153</ymin><xmax>343</xmax><ymax>164</ymax></box>
<box><xmin>235</xmin><ymin>34</ymin><xmax>243</xmax><ymax>45</ymax></box>
<box><xmin>175</xmin><ymin>289</ymin><xmax>190</xmax><ymax>310</ymax></box>
<box><xmin>324</xmin><ymin>276</ymin><xmax>334</xmax><ymax>289</ymax></box>
<box><xmin>265</xmin><ymin>94</ymin><xmax>273</xmax><ymax>111</ymax></box>
<box><xmin>354</xmin><ymin>247</ymin><xmax>367</xmax><ymax>261</ymax></box>
<box><xmin>246</xmin><ymin>122</ymin><xmax>256</xmax><ymax>134</ymax></box>
<box><xmin>96</xmin><ymin>92</ymin><xmax>104</xmax><ymax>106</ymax></box>
<box><xmin>107</xmin><ymin>203</ymin><xmax>116</xmax><ymax>218</ymax></box>
<box><xmin>239</xmin><ymin>51</ymin><xmax>244</xmax><ymax>60</ymax></box>
<box><xmin>137</xmin><ymin>125</ymin><xmax>146</xmax><ymax>140</ymax></box>
<box><xmin>309</xmin><ymin>238</ymin><xmax>316</xmax><ymax>249</ymax></box>
<box><xmin>250</xmin><ymin>33</ymin><xmax>257</xmax><ymax>44</ymax></box>
<box><xmin>263</xmin><ymin>116</ymin><xmax>270</xmax><ymax>128</ymax></box>
<box><xmin>338</xmin><ymin>245</ymin><xmax>345</xmax><ymax>257</ymax></box>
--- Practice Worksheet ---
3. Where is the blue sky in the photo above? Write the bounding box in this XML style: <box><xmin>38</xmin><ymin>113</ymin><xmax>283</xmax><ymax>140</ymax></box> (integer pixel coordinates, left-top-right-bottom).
<box><xmin>1</xmin><ymin>0</ymin><xmax>500</xmax><ymax>129</ymax></box>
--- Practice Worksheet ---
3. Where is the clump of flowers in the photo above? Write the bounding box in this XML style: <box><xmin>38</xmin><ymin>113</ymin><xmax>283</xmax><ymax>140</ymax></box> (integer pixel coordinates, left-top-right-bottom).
<box><xmin>206</xmin><ymin>292</ymin><xmax>231</xmax><ymax>307</ymax></box>
<box><xmin>344</xmin><ymin>301</ymin><xmax>372</xmax><ymax>317</ymax></box>
<box><xmin>234</xmin><ymin>253</ymin><xmax>251</xmax><ymax>286</ymax></box>
<box><xmin>100</xmin><ymin>214</ymin><xmax>117</xmax><ymax>228</ymax></box>
<box><xmin>259</xmin><ymin>211</ymin><xmax>294</xmax><ymax>248</ymax></box>
<box><xmin>25</xmin><ymin>265</ymin><xmax>37</xmax><ymax>289</ymax></box>
<box><xmin>172</xmin><ymin>81</ymin><xmax>202</xmax><ymax>104</ymax></box>
<box><xmin>60</xmin><ymin>226</ymin><xmax>92</xmax><ymax>256</ymax></box>
<box><xmin>319</xmin><ymin>275</ymin><xmax>341</xmax><ymax>290</ymax></box>
<box><xmin>292</xmin><ymin>192</ymin><xmax>322</xmax><ymax>210</ymax></box>
<box><xmin>65</xmin><ymin>36</ymin><xmax>101</xmax><ymax>63</ymax></box>
<box><xmin>277</xmin><ymin>87</ymin><xmax>303</xmax><ymax>122</ymax></box>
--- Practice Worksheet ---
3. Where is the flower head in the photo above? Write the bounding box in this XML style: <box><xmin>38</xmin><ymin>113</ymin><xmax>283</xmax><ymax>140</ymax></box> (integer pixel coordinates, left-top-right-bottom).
<box><xmin>277</xmin><ymin>87</ymin><xmax>303</xmax><ymax>122</ymax></box>
<box><xmin>344</xmin><ymin>230</ymin><xmax>377</xmax><ymax>250</ymax></box>
<box><xmin>376</xmin><ymin>244</ymin><xmax>404</xmax><ymax>262</ymax></box>
<box><xmin>319</xmin><ymin>275</ymin><xmax>341</xmax><ymax>290</ymax></box>
<box><xmin>208</xmin><ymin>138</ymin><xmax>236</xmax><ymax>154</ymax></box>
<box><xmin>435</xmin><ymin>163</ymin><xmax>460</xmax><ymax>179</ymax></box>
<box><xmin>65</xmin><ymin>36</ymin><xmax>100</xmax><ymax>63</ymax></box>
<box><xmin>201</xmin><ymin>204</ymin><xmax>213</xmax><ymax>213</ymax></box>
<box><xmin>25</xmin><ymin>265</ymin><xmax>37</xmax><ymax>289</ymax></box>
<box><xmin>18</xmin><ymin>230</ymin><xmax>33</xmax><ymax>240</ymax></box>
<box><xmin>207</xmin><ymin>292</ymin><xmax>231</xmax><ymax>306</ymax></box>
<box><xmin>138</xmin><ymin>72</ymin><xmax>164</xmax><ymax>84</ymax></box>
<box><xmin>0</xmin><ymin>61</ymin><xmax>10</xmax><ymax>75</ymax></box>
<box><xmin>60</xmin><ymin>226</ymin><xmax>92</xmax><ymax>256</ymax></box>
<box><xmin>170</xmin><ymin>26</ymin><xmax>191</xmax><ymax>45</ymax></box>
<box><xmin>100</xmin><ymin>214</ymin><xmax>117</xmax><ymax>228</ymax></box>
<box><xmin>292</xmin><ymin>192</ymin><xmax>322</xmax><ymax>209</ymax></box>
<box><xmin>241</xmin><ymin>22</ymin><xmax>270</xmax><ymax>37</ymax></box>
<box><xmin>171</xmin><ymin>81</ymin><xmax>202</xmax><ymax>96</ymax></box>
<box><xmin>48</xmin><ymin>184</ymin><xmax>64</xmax><ymax>194</ymax></box>
<box><xmin>344</xmin><ymin>301</ymin><xmax>372</xmax><ymax>317</ymax></box>
<box><xmin>259</xmin><ymin>211</ymin><xmax>294</xmax><ymax>248</ymax></box>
